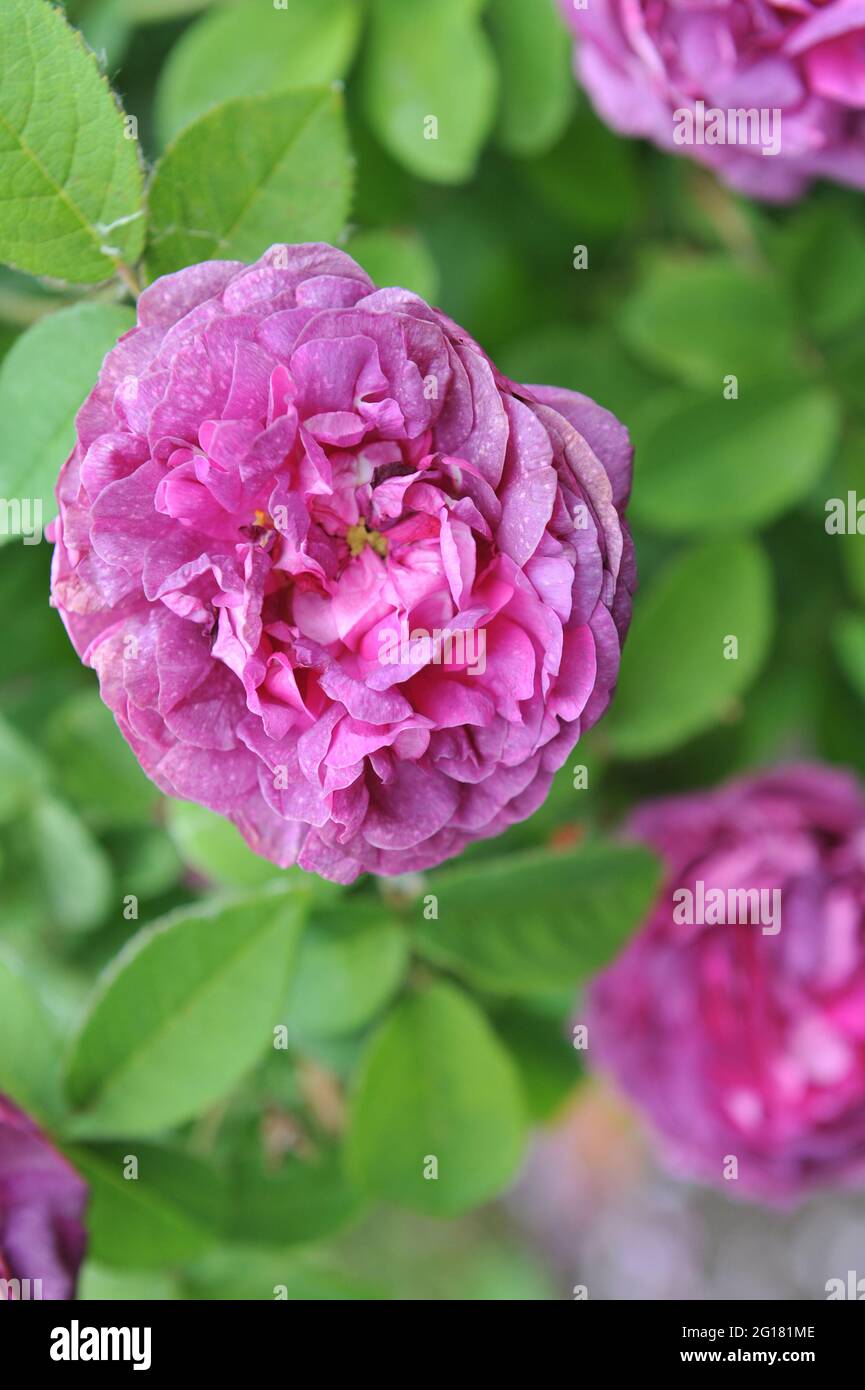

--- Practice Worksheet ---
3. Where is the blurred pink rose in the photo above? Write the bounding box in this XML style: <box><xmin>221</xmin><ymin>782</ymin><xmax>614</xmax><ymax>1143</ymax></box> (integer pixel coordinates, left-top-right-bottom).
<box><xmin>0</xmin><ymin>1095</ymin><xmax>87</xmax><ymax>1300</ymax></box>
<box><xmin>50</xmin><ymin>245</ymin><xmax>634</xmax><ymax>883</ymax></box>
<box><xmin>561</xmin><ymin>0</ymin><xmax>865</xmax><ymax>199</ymax></box>
<box><xmin>587</xmin><ymin>764</ymin><xmax>865</xmax><ymax>1203</ymax></box>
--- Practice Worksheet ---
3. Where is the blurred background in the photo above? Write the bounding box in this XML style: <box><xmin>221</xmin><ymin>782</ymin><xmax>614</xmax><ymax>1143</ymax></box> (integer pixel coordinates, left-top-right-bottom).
<box><xmin>2</xmin><ymin>0</ymin><xmax>864</xmax><ymax>1299</ymax></box>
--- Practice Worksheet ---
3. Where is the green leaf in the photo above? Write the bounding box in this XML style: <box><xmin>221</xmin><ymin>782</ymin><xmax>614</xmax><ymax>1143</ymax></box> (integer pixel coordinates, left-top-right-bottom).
<box><xmin>499</xmin><ymin>324</ymin><xmax>656</xmax><ymax>423</ymax></box>
<box><xmin>181</xmin><ymin>1245</ymin><xmax>383</xmax><ymax>1300</ymax></box>
<box><xmin>165</xmin><ymin>799</ymin><xmax>282</xmax><ymax>889</ymax></box>
<box><xmin>0</xmin><ymin>711</ymin><xmax>50</xmax><ymax>818</ymax></box>
<box><xmin>0</xmin><ymin>952</ymin><xmax>61</xmax><ymax>1119</ymax></box>
<box><xmin>491</xmin><ymin>1001</ymin><xmax>580</xmax><ymax>1122</ymax></box>
<box><xmin>75</xmin><ymin>0</ymin><xmax>132</xmax><ymax>73</ymax></box>
<box><xmin>777</xmin><ymin>199</ymin><xmax>865</xmax><ymax>341</ymax></box>
<box><xmin>345</xmin><ymin>228</ymin><xmax>439</xmax><ymax>302</ymax></box>
<box><xmin>228</xmin><ymin>1150</ymin><xmax>363</xmax><ymax>1247</ymax></box>
<box><xmin>64</xmin><ymin>889</ymin><xmax>305</xmax><ymax>1136</ymax></box>
<box><xmin>78</xmin><ymin>1264</ymin><xmax>180</xmax><ymax>1300</ymax></box>
<box><xmin>283</xmin><ymin>899</ymin><xmax>409</xmax><ymax>1041</ymax></box>
<box><xmin>488</xmin><ymin>0</ymin><xmax>574</xmax><ymax>157</ymax></box>
<box><xmin>346</xmin><ymin>982</ymin><xmax>527</xmax><ymax>1215</ymax></box>
<box><xmin>631</xmin><ymin>385</ymin><xmax>840</xmax><ymax>534</ymax></box>
<box><xmin>0</xmin><ymin>0</ymin><xmax>144</xmax><ymax>282</ymax></box>
<box><xmin>109</xmin><ymin>827</ymin><xmax>182</xmax><ymax>901</ymax></box>
<box><xmin>30</xmin><ymin>795</ymin><xmax>112</xmax><ymax>932</ymax></box>
<box><xmin>838</xmin><ymin>429</ymin><xmax>865</xmax><ymax>604</ymax></box>
<box><xmin>165</xmin><ymin>798</ymin><xmax>333</xmax><ymax>901</ymax></box>
<box><xmin>363</xmin><ymin>0</ymin><xmax>497</xmax><ymax>183</ymax></box>
<box><xmin>123</xmin><ymin>0</ymin><xmax>224</xmax><ymax>18</ymax></box>
<box><xmin>45</xmin><ymin>691</ymin><xmax>159</xmax><ymax>828</ymax></box>
<box><xmin>0</xmin><ymin>302</ymin><xmax>134</xmax><ymax>544</ymax></box>
<box><xmin>156</xmin><ymin>0</ymin><xmax>362</xmax><ymax>145</ymax></box>
<box><xmin>69</xmin><ymin>1143</ymin><xmax>227</xmax><ymax>1268</ymax></box>
<box><xmin>521</xmin><ymin>103</ymin><xmax>640</xmax><ymax>238</ymax></box>
<box><xmin>145</xmin><ymin>87</ymin><xmax>352</xmax><ymax>278</ymax></box>
<box><xmin>415</xmin><ymin>843</ymin><xmax>661</xmax><ymax>992</ymax></box>
<box><xmin>833</xmin><ymin>612</ymin><xmax>865</xmax><ymax>704</ymax></box>
<box><xmin>609</xmin><ymin>538</ymin><xmax>774</xmax><ymax>758</ymax></box>
<box><xmin>619</xmin><ymin>255</ymin><xmax>803</xmax><ymax>388</ymax></box>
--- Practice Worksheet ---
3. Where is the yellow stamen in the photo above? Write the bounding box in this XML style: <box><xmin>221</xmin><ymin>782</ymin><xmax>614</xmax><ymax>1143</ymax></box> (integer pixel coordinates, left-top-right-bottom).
<box><xmin>346</xmin><ymin>520</ymin><xmax>388</xmax><ymax>558</ymax></box>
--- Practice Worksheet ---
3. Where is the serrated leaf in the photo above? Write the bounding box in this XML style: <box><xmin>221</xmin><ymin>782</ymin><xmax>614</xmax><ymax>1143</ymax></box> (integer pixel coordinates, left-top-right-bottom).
<box><xmin>69</xmin><ymin>1142</ymin><xmax>227</xmax><ymax>1268</ymax></box>
<box><xmin>145</xmin><ymin>87</ymin><xmax>352</xmax><ymax>278</ymax></box>
<box><xmin>0</xmin><ymin>0</ymin><xmax>144</xmax><ymax>282</ymax></box>
<box><xmin>416</xmin><ymin>843</ymin><xmax>661</xmax><ymax>993</ymax></box>
<box><xmin>631</xmin><ymin>385</ymin><xmax>840</xmax><ymax>535</ymax></box>
<box><xmin>64</xmin><ymin>889</ymin><xmax>305</xmax><ymax>1136</ymax></box>
<box><xmin>363</xmin><ymin>0</ymin><xmax>497</xmax><ymax>183</ymax></box>
<box><xmin>609</xmin><ymin>538</ymin><xmax>774</xmax><ymax>758</ymax></box>
<box><xmin>156</xmin><ymin>0</ymin><xmax>362</xmax><ymax>145</ymax></box>
<box><xmin>488</xmin><ymin>0</ymin><xmax>574</xmax><ymax>157</ymax></box>
<box><xmin>0</xmin><ymin>302</ymin><xmax>134</xmax><ymax>544</ymax></box>
<box><xmin>346</xmin><ymin>982</ymin><xmax>527</xmax><ymax>1216</ymax></box>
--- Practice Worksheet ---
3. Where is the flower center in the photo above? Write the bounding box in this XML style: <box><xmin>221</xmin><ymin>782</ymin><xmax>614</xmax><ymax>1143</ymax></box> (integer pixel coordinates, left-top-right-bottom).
<box><xmin>346</xmin><ymin>520</ymin><xmax>388</xmax><ymax>559</ymax></box>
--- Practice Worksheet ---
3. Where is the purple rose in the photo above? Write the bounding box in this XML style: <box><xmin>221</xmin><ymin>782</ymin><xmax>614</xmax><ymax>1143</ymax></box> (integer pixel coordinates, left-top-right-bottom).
<box><xmin>561</xmin><ymin>0</ymin><xmax>865</xmax><ymax>200</ymax></box>
<box><xmin>50</xmin><ymin>244</ymin><xmax>634</xmax><ymax>883</ymax></box>
<box><xmin>587</xmin><ymin>764</ymin><xmax>865</xmax><ymax>1203</ymax></box>
<box><xmin>0</xmin><ymin>1095</ymin><xmax>87</xmax><ymax>1300</ymax></box>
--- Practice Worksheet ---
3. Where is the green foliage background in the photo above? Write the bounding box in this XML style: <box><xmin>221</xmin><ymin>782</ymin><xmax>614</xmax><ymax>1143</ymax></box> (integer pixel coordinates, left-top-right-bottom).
<box><xmin>0</xmin><ymin>0</ymin><xmax>863</xmax><ymax>1300</ymax></box>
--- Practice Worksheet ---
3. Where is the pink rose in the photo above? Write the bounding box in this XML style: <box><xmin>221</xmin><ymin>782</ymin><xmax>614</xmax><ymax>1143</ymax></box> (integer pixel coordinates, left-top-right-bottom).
<box><xmin>561</xmin><ymin>0</ymin><xmax>865</xmax><ymax>200</ymax></box>
<box><xmin>0</xmin><ymin>1095</ymin><xmax>87</xmax><ymax>1300</ymax></box>
<box><xmin>50</xmin><ymin>245</ymin><xmax>634</xmax><ymax>883</ymax></box>
<box><xmin>587</xmin><ymin>764</ymin><xmax>865</xmax><ymax>1203</ymax></box>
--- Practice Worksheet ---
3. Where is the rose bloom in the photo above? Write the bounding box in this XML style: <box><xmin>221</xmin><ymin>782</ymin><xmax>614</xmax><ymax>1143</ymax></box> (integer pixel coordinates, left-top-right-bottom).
<box><xmin>561</xmin><ymin>0</ymin><xmax>865</xmax><ymax>200</ymax></box>
<box><xmin>587</xmin><ymin>764</ymin><xmax>865</xmax><ymax>1203</ymax></box>
<box><xmin>0</xmin><ymin>1095</ymin><xmax>87</xmax><ymax>1300</ymax></box>
<box><xmin>50</xmin><ymin>244</ymin><xmax>634</xmax><ymax>883</ymax></box>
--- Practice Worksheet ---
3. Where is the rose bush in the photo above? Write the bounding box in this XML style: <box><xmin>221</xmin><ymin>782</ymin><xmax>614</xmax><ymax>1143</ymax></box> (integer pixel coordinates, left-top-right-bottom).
<box><xmin>587</xmin><ymin>764</ymin><xmax>865</xmax><ymax>1203</ymax></box>
<box><xmin>0</xmin><ymin>1095</ymin><xmax>87</xmax><ymax>1300</ymax></box>
<box><xmin>50</xmin><ymin>243</ymin><xmax>634</xmax><ymax>883</ymax></box>
<box><xmin>561</xmin><ymin>0</ymin><xmax>865</xmax><ymax>200</ymax></box>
